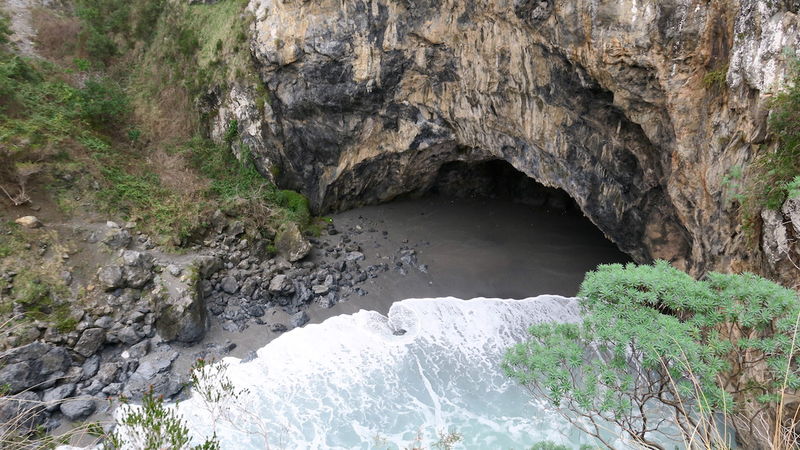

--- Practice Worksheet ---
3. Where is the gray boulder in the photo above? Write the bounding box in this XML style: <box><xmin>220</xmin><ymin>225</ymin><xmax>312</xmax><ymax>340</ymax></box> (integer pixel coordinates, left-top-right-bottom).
<box><xmin>73</xmin><ymin>328</ymin><xmax>105</xmax><ymax>357</ymax></box>
<box><xmin>122</xmin><ymin>251</ymin><xmax>155</xmax><ymax>288</ymax></box>
<box><xmin>275</xmin><ymin>223</ymin><xmax>312</xmax><ymax>262</ymax></box>
<box><xmin>98</xmin><ymin>265</ymin><xmax>124</xmax><ymax>290</ymax></box>
<box><xmin>102</xmin><ymin>227</ymin><xmax>132</xmax><ymax>249</ymax></box>
<box><xmin>43</xmin><ymin>383</ymin><xmax>76</xmax><ymax>412</ymax></box>
<box><xmin>290</xmin><ymin>311</ymin><xmax>309</xmax><ymax>328</ymax></box>
<box><xmin>0</xmin><ymin>343</ymin><xmax>71</xmax><ymax>393</ymax></box>
<box><xmin>0</xmin><ymin>392</ymin><xmax>45</xmax><ymax>433</ymax></box>
<box><xmin>94</xmin><ymin>363</ymin><xmax>120</xmax><ymax>385</ymax></box>
<box><xmin>345</xmin><ymin>251</ymin><xmax>365</xmax><ymax>262</ymax></box>
<box><xmin>268</xmin><ymin>274</ymin><xmax>294</xmax><ymax>295</ymax></box>
<box><xmin>152</xmin><ymin>267</ymin><xmax>208</xmax><ymax>343</ymax></box>
<box><xmin>60</xmin><ymin>399</ymin><xmax>96</xmax><ymax>420</ymax></box>
<box><xmin>220</xmin><ymin>275</ymin><xmax>239</xmax><ymax>294</ymax></box>
<box><xmin>81</xmin><ymin>355</ymin><xmax>100</xmax><ymax>380</ymax></box>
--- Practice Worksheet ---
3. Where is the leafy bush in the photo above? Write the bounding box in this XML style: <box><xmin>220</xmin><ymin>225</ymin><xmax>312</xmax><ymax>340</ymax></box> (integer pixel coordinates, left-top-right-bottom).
<box><xmin>133</xmin><ymin>0</ymin><xmax>167</xmax><ymax>43</ymax></box>
<box><xmin>0</xmin><ymin>13</ymin><xmax>11</xmax><ymax>46</ymax></box>
<box><xmin>504</xmin><ymin>262</ymin><xmax>800</xmax><ymax>448</ymax></box>
<box><xmin>78</xmin><ymin>77</ymin><xmax>129</xmax><ymax>128</ymax></box>
<box><xmin>0</xmin><ymin>56</ymin><xmax>41</xmax><ymax>107</ymax></box>
<box><xmin>176</xmin><ymin>27</ymin><xmax>200</xmax><ymax>58</ymax></box>
<box><xmin>83</xmin><ymin>28</ymin><xmax>118</xmax><ymax>63</ymax></box>
<box><xmin>276</xmin><ymin>189</ymin><xmax>310</xmax><ymax>225</ymax></box>
<box><xmin>702</xmin><ymin>66</ymin><xmax>728</xmax><ymax>89</ymax></box>
<box><xmin>109</xmin><ymin>388</ymin><xmax>219</xmax><ymax>450</ymax></box>
<box><xmin>75</xmin><ymin>0</ymin><xmax>132</xmax><ymax>63</ymax></box>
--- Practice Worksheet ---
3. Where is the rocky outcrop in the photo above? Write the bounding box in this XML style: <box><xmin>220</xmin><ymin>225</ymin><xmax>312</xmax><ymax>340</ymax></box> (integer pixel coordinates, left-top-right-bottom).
<box><xmin>212</xmin><ymin>0</ymin><xmax>800</xmax><ymax>282</ymax></box>
<box><xmin>152</xmin><ymin>256</ymin><xmax>215</xmax><ymax>344</ymax></box>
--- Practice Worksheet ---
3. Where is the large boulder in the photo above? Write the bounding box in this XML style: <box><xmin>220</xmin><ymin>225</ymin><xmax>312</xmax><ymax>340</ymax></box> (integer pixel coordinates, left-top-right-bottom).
<box><xmin>98</xmin><ymin>265</ymin><xmax>124</xmax><ymax>290</ymax></box>
<box><xmin>59</xmin><ymin>398</ymin><xmax>96</xmax><ymax>420</ymax></box>
<box><xmin>73</xmin><ymin>328</ymin><xmax>105</xmax><ymax>357</ymax></box>
<box><xmin>122</xmin><ymin>250</ymin><xmax>155</xmax><ymax>288</ymax></box>
<box><xmin>152</xmin><ymin>259</ymin><xmax>209</xmax><ymax>343</ymax></box>
<box><xmin>101</xmin><ymin>227</ymin><xmax>132</xmax><ymax>249</ymax></box>
<box><xmin>274</xmin><ymin>223</ymin><xmax>312</xmax><ymax>262</ymax></box>
<box><xmin>268</xmin><ymin>274</ymin><xmax>294</xmax><ymax>295</ymax></box>
<box><xmin>42</xmin><ymin>383</ymin><xmax>76</xmax><ymax>412</ymax></box>
<box><xmin>0</xmin><ymin>342</ymin><xmax>71</xmax><ymax>394</ymax></box>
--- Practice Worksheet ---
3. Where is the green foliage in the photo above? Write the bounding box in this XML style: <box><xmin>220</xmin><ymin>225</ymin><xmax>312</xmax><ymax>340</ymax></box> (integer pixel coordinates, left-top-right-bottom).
<box><xmin>109</xmin><ymin>388</ymin><xmax>220</xmax><ymax>450</ymax></box>
<box><xmin>78</xmin><ymin>78</ymin><xmax>129</xmax><ymax>128</ymax></box>
<box><xmin>752</xmin><ymin>55</ymin><xmax>800</xmax><ymax>210</ymax></box>
<box><xmin>176</xmin><ymin>27</ymin><xmax>201</xmax><ymax>58</ymax></box>
<box><xmin>703</xmin><ymin>66</ymin><xmax>728</xmax><ymax>89</ymax></box>
<box><xmin>224</xmin><ymin>119</ymin><xmax>238</xmax><ymax>147</ymax></box>
<box><xmin>504</xmin><ymin>261</ymin><xmax>800</xmax><ymax>446</ymax></box>
<box><xmin>83</xmin><ymin>28</ymin><xmax>118</xmax><ymax>64</ymax></box>
<box><xmin>530</xmin><ymin>442</ymin><xmax>570</xmax><ymax>450</ymax></box>
<box><xmin>186</xmin><ymin>137</ymin><xmax>263</xmax><ymax>200</ymax></box>
<box><xmin>75</xmin><ymin>0</ymin><xmax>131</xmax><ymax>63</ymax></box>
<box><xmin>0</xmin><ymin>13</ymin><xmax>11</xmax><ymax>46</ymax></box>
<box><xmin>127</xmin><ymin>128</ymin><xmax>142</xmax><ymax>143</ymax></box>
<box><xmin>76</xmin><ymin>0</ymin><xmax>169</xmax><ymax>62</ymax></box>
<box><xmin>0</xmin><ymin>56</ymin><xmax>41</xmax><ymax>107</ymax></box>
<box><xmin>133</xmin><ymin>0</ymin><xmax>167</xmax><ymax>43</ymax></box>
<box><xmin>787</xmin><ymin>175</ymin><xmax>800</xmax><ymax>199</ymax></box>
<box><xmin>276</xmin><ymin>189</ymin><xmax>311</xmax><ymax>225</ymax></box>
<box><xmin>8</xmin><ymin>271</ymin><xmax>75</xmax><ymax>332</ymax></box>
<box><xmin>97</xmin><ymin>166</ymin><xmax>200</xmax><ymax>240</ymax></box>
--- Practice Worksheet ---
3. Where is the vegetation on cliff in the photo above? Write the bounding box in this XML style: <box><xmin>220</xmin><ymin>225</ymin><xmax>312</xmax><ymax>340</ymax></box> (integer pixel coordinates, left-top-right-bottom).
<box><xmin>760</xmin><ymin>56</ymin><xmax>800</xmax><ymax>210</ymax></box>
<box><xmin>505</xmin><ymin>261</ymin><xmax>800</xmax><ymax>449</ymax></box>
<box><xmin>1</xmin><ymin>0</ymin><xmax>307</xmax><ymax>246</ymax></box>
<box><xmin>0</xmin><ymin>1</ymin><xmax>311</xmax><ymax>427</ymax></box>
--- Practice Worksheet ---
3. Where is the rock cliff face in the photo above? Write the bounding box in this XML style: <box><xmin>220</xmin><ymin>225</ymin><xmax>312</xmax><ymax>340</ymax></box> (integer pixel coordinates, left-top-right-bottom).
<box><xmin>213</xmin><ymin>0</ymin><xmax>800</xmax><ymax>282</ymax></box>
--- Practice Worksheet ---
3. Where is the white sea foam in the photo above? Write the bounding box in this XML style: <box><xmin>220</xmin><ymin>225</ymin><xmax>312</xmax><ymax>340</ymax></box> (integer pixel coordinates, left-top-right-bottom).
<box><xmin>127</xmin><ymin>296</ymin><xmax>664</xmax><ymax>449</ymax></box>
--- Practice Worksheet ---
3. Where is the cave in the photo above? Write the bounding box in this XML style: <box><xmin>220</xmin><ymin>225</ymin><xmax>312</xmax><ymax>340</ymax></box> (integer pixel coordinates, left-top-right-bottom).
<box><xmin>425</xmin><ymin>159</ymin><xmax>579</xmax><ymax>214</ymax></box>
<box><xmin>319</xmin><ymin>156</ymin><xmax>632</xmax><ymax>302</ymax></box>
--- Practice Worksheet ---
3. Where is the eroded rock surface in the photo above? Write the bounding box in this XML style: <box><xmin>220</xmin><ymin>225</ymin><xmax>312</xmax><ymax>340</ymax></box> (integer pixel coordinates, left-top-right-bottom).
<box><xmin>213</xmin><ymin>0</ymin><xmax>800</xmax><ymax>281</ymax></box>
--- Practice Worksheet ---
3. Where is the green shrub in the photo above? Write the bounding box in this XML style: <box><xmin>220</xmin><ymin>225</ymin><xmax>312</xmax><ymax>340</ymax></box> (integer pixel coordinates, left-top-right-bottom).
<box><xmin>83</xmin><ymin>28</ymin><xmax>117</xmax><ymax>63</ymax></box>
<box><xmin>530</xmin><ymin>441</ymin><xmax>570</xmax><ymax>450</ymax></box>
<box><xmin>223</xmin><ymin>119</ymin><xmax>238</xmax><ymax>147</ymax></box>
<box><xmin>177</xmin><ymin>27</ymin><xmax>200</xmax><ymax>58</ymax></box>
<box><xmin>78</xmin><ymin>78</ymin><xmax>129</xmax><ymax>128</ymax></box>
<box><xmin>703</xmin><ymin>66</ymin><xmax>728</xmax><ymax>89</ymax></box>
<box><xmin>133</xmin><ymin>0</ymin><xmax>167</xmax><ymax>43</ymax></box>
<box><xmin>741</xmin><ymin>55</ymin><xmax>800</xmax><ymax>216</ymax></box>
<box><xmin>504</xmin><ymin>261</ymin><xmax>800</xmax><ymax>448</ymax></box>
<box><xmin>0</xmin><ymin>13</ymin><xmax>11</xmax><ymax>46</ymax></box>
<box><xmin>109</xmin><ymin>388</ymin><xmax>220</xmax><ymax>450</ymax></box>
<box><xmin>75</xmin><ymin>0</ymin><xmax>133</xmax><ymax>63</ymax></box>
<box><xmin>0</xmin><ymin>56</ymin><xmax>41</xmax><ymax>106</ymax></box>
<box><xmin>276</xmin><ymin>189</ymin><xmax>310</xmax><ymax>225</ymax></box>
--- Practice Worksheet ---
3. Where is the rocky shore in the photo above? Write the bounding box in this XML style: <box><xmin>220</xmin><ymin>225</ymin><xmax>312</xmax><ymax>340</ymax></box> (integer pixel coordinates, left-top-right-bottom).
<box><xmin>0</xmin><ymin>206</ymin><xmax>431</xmax><ymax>438</ymax></box>
<box><xmin>0</xmin><ymin>194</ymin><xmax>629</xmax><ymax>442</ymax></box>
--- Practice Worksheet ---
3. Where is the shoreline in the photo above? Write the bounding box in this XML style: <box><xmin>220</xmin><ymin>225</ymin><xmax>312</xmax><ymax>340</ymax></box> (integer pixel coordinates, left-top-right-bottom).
<box><xmin>16</xmin><ymin>195</ymin><xmax>629</xmax><ymax>445</ymax></box>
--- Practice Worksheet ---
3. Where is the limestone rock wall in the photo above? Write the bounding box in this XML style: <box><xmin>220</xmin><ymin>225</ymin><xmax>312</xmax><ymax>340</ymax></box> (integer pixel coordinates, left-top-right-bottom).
<box><xmin>214</xmin><ymin>0</ymin><xmax>800</xmax><ymax>282</ymax></box>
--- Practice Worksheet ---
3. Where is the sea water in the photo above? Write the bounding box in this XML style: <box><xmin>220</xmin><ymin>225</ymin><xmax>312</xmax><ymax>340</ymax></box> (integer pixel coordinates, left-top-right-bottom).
<box><xmin>169</xmin><ymin>296</ymin><xmax>647</xmax><ymax>449</ymax></box>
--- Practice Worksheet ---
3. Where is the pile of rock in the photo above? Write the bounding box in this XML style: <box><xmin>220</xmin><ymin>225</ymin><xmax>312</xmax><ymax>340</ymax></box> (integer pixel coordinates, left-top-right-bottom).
<box><xmin>1</xmin><ymin>213</ymin><xmax>430</xmax><ymax>437</ymax></box>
